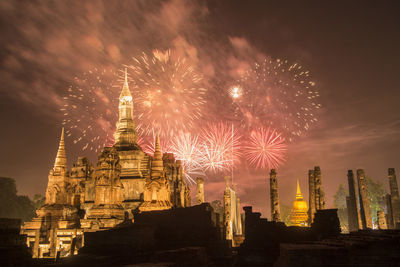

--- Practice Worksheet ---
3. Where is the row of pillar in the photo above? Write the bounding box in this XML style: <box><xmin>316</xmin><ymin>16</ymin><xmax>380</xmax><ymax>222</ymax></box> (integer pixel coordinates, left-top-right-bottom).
<box><xmin>347</xmin><ymin>168</ymin><xmax>400</xmax><ymax>231</ymax></box>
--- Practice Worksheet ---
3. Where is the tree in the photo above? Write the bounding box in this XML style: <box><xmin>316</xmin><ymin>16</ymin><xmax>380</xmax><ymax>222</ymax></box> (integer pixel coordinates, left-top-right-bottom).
<box><xmin>0</xmin><ymin>177</ymin><xmax>36</xmax><ymax>222</ymax></box>
<box><xmin>333</xmin><ymin>184</ymin><xmax>348</xmax><ymax>209</ymax></box>
<box><xmin>280</xmin><ymin>204</ymin><xmax>291</xmax><ymax>225</ymax></box>
<box><xmin>366</xmin><ymin>177</ymin><xmax>386</xmax><ymax>226</ymax></box>
<box><xmin>333</xmin><ymin>184</ymin><xmax>349</xmax><ymax>232</ymax></box>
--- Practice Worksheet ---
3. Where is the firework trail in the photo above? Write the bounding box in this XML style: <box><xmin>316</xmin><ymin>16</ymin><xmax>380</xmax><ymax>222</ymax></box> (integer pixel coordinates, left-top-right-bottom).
<box><xmin>61</xmin><ymin>68</ymin><xmax>119</xmax><ymax>152</ymax></box>
<box><xmin>200</xmin><ymin>122</ymin><xmax>242</xmax><ymax>173</ymax></box>
<box><xmin>234</xmin><ymin>58</ymin><xmax>321</xmax><ymax>142</ymax></box>
<box><xmin>127</xmin><ymin>50</ymin><xmax>207</xmax><ymax>137</ymax></box>
<box><xmin>244</xmin><ymin>127</ymin><xmax>287</xmax><ymax>169</ymax></box>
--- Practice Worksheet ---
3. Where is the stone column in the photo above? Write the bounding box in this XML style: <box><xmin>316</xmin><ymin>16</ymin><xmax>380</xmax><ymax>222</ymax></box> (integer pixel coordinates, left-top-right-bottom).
<box><xmin>385</xmin><ymin>194</ymin><xmax>394</xmax><ymax>229</ymax></box>
<box><xmin>308</xmin><ymin>170</ymin><xmax>316</xmax><ymax>225</ymax></box>
<box><xmin>388</xmin><ymin>168</ymin><xmax>399</xmax><ymax>199</ymax></box>
<box><xmin>33</xmin><ymin>229</ymin><xmax>40</xmax><ymax>258</ymax></box>
<box><xmin>314</xmin><ymin>166</ymin><xmax>325</xmax><ymax>209</ymax></box>
<box><xmin>357</xmin><ymin>169</ymin><xmax>372</xmax><ymax>229</ymax></box>
<box><xmin>269</xmin><ymin>169</ymin><xmax>281</xmax><ymax>222</ymax></box>
<box><xmin>347</xmin><ymin>170</ymin><xmax>361</xmax><ymax>231</ymax></box>
<box><xmin>236</xmin><ymin>197</ymin><xmax>242</xmax><ymax>235</ymax></box>
<box><xmin>223</xmin><ymin>176</ymin><xmax>232</xmax><ymax>240</ymax></box>
<box><xmin>196</xmin><ymin>177</ymin><xmax>205</xmax><ymax>205</ymax></box>
<box><xmin>388</xmin><ymin>168</ymin><xmax>400</xmax><ymax>225</ymax></box>
<box><xmin>377</xmin><ymin>210</ymin><xmax>387</xmax><ymax>229</ymax></box>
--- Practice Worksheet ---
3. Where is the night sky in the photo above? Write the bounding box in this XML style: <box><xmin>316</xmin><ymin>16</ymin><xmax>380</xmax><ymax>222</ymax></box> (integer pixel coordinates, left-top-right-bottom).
<box><xmin>1</xmin><ymin>0</ymin><xmax>399</xmax><ymax>217</ymax></box>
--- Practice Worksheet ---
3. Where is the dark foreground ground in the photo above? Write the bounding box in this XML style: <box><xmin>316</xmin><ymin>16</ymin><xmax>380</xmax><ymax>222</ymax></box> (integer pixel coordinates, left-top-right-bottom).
<box><xmin>3</xmin><ymin>205</ymin><xmax>400</xmax><ymax>267</ymax></box>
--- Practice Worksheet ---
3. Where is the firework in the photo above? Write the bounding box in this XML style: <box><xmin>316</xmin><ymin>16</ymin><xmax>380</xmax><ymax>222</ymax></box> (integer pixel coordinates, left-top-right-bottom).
<box><xmin>244</xmin><ymin>127</ymin><xmax>287</xmax><ymax>169</ymax></box>
<box><xmin>127</xmin><ymin>50</ymin><xmax>207</xmax><ymax>137</ymax></box>
<box><xmin>61</xmin><ymin>68</ymin><xmax>119</xmax><ymax>152</ymax></box>
<box><xmin>235</xmin><ymin>58</ymin><xmax>321</xmax><ymax>141</ymax></box>
<box><xmin>229</xmin><ymin>85</ymin><xmax>243</xmax><ymax>99</ymax></box>
<box><xmin>170</xmin><ymin>132</ymin><xmax>205</xmax><ymax>183</ymax></box>
<box><xmin>200</xmin><ymin>122</ymin><xmax>242</xmax><ymax>173</ymax></box>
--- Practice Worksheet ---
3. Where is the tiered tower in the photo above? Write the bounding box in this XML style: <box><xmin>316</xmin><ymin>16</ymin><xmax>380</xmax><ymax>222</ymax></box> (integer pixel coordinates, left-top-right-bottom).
<box><xmin>139</xmin><ymin>134</ymin><xmax>172</xmax><ymax>212</ymax></box>
<box><xmin>289</xmin><ymin>180</ymin><xmax>309</xmax><ymax>226</ymax></box>
<box><xmin>114</xmin><ymin>69</ymin><xmax>138</xmax><ymax>150</ymax></box>
<box><xmin>45</xmin><ymin>128</ymin><xmax>69</xmax><ymax>205</ymax></box>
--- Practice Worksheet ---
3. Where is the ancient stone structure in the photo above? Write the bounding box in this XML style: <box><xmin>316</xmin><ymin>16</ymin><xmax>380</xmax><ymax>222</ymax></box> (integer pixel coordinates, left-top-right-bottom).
<box><xmin>223</xmin><ymin>177</ymin><xmax>242</xmax><ymax>246</ymax></box>
<box><xmin>22</xmin><ymin>129</ymin><xmax>84</xmax><ymax>258</ymax></box>
<box><xmin>347</xmin><ymin>170</ymin><xmax>361</xmax><ymax>231</ymax></box>
<box><xmin>385</xmin><ymin>194</ymin><xmax>395</xmax><ymax>229</ymax></box>
<box><xmin>357</xmin><ymin>169</ymin><xmax>372</xmax><ymax>229</ymax></box>
<box><xmin>81</xmin><ymin>147</ymin><xmax>125</xmax><ymax>229</ymax></box>
<box><xmin>139</xmin><ymin>134</ymin><xmax>172</xmax><ymax>212</ymax></box>
<box><xmin>269</xmin><ymin>169</ymin><xmax>281</xmax><ymax>222</ymax></box>
<box><xmin>196</xmin><ymin>177</ymin><xmax>205</xmax><ymax>205</ymax></box>
<box><xmin>289</xmin><ymin>180</ymin><xmax>309</xmax><ymax>226</ymax></box>
<box><xmin>308</xmin><ymin>169</ymin><xmax>316</xmax><ymax>225</ymax></box>
<box><xmin>314</xmin><ymin>166</ymin><xmax>326</xmax><ymax>210</ymax></box>
<box><xmin>22</xmin><ymin>70</ymin><xmax>191</xmax><ymax>258</ymax></box>
<box><xmin>377</xmin><ymin>210</ymin><xmax>387</xmax><ymax>229</ymax></box>
<box><xmin>388</xmin><ymin>168</ymin><xmax>400</xmax><ymax>225</ymax></box>
<box><xmin>308</xmin><ymin>166</ymin><xmax>325</xmax><ymax>225</ymax></box>
<box><xmin>388</xmin><ymin>168</ymin><xmax>399</xmax><ymax>199</ymax></box>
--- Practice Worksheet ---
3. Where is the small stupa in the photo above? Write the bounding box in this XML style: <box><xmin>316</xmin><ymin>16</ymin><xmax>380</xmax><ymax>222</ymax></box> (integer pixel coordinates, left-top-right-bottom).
<box><xmin>289</xmin><ymin>180</ymin><xmax>309</xmax><ymax>226</ymax></box>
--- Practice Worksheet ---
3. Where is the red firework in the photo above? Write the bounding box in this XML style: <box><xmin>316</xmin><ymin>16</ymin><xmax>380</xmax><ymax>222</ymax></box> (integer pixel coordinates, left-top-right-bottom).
<box><xmin>244</xmin><ymin>127</ymin><xmax>287</xmax><ymax>169</ymax></box>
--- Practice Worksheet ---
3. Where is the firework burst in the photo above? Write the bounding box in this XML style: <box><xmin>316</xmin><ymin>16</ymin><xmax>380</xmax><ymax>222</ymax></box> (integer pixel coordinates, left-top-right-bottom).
<box><xmin>170</xmin><ymin>132</ymin><xmax>205</xmax><ymax>183</ymax></box>
<box><xmin>127</xmin><ymin>50</ymin><xmax>207</xmax><ymax>137</ymax></box>
<box><xmin>200</xmin><ymin>122</ymin><xmax>242</xmax><ymax>173</ymax></box>
<box><xmin>61</xmin><ymin>68</ymin><xmax>119</xmax><ymax>152</ymax></box>
<box><xmin>244</xmin><ymin>127</ymin><xmax>287</xmax><ymax>169</ymax></box>
<box><xmin>235</xmin><ymin>58</ymin><xmax>321</xmax><ymax>141</ymax></box>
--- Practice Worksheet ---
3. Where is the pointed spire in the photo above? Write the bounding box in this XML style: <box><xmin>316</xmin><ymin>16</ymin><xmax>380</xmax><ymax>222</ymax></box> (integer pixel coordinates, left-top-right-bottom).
<box><xmin>124</xmin><ymin>68</ymin><xmax>129</xmax><ymax>88</ymax></box>
<box><xmin>296</xmin><ymin>179</ymin><xmax>303</xmax><ymax>200</ymax></box>
<box><xmin>155</xmin><ymin>132</ymin><xmax>161</xmax><ymax>154</ymax></box>
<box><xmin>119</xmin><ymin>68</ymin><xmax>132</xmax><ymax>99</ymax></box>
<box><xmin>54</xmin><ymin>127</ymin><xmax>67</xmax><ymax>168</ymax></box>
<box><xmin>151</xmin><ymin>132</ymin><xmax>163</xmax><ymax>175</ymax></box>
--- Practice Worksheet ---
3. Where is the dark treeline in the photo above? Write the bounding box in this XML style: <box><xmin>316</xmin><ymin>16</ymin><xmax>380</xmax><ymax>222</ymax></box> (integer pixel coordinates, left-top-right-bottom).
<box><xmin>0</xmin><ymin>177</ymin><xmax>44</xmax><ymax>222</ymax></box>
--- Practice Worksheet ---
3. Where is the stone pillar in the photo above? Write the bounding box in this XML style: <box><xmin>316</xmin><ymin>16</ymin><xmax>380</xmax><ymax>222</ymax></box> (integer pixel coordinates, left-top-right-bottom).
<box><xmin>314</xmin><ymin>166</ymin><xmax>326</xmax><ymax>210</ymax></box>
<box><xmin>388</xmin><ymin>168</ymin><xmax>400</xmax><ymax>225</ymax></box>
<box><xmin>388</xmin><ymin>168</ymin><xmax>399</xmax><ymax>199</ymax></box>
<box><xmin>33</xmin><ymin>229</ymin><xmax>40</xmax><ymax>258</ymax></box>
<box><xmin>308</xmin><ymin>169</ymin><xmax>316</xmax><ymax>225</ymax></box>
<box><xmin>223</xmin><ymin>176</ymin><xmax>232</xmax><ymax>241</ymax></box>
<box><xmin>49</xmin><ymin>228</ymin><xmax>57</xmax><ymax>257</ymax></box>
<box><xmin>196</xmin><ymin>177</ymin><xmax>205</xmax><ymax>205</ymax></box>
<box><xmin>385</xmin><ymin>194</ymin><xmax>394</xmax><ymax>229</ymax></box>
<box><xmin>357</xmin><ymin>169</ymin><xmax>372</xmax><ymax>229</ymax></box>
<box><xmin>377</xmin><ymin>210</ymin><xmax>387</xmax><ymax>229</ymax></box>
<box><xmin>269</xmin><ymin>169</ymin><xmax>281</xmax><ymax>222</ymax></box>
<box><xmin>347</xmin><ymin>170</ymin><xmax>361</xmax><ymax>231</ymax></box>
<box><xmin>236</xmin><ymin>197</ymin><xmax>242</xmax><ymax>235</ymax></box>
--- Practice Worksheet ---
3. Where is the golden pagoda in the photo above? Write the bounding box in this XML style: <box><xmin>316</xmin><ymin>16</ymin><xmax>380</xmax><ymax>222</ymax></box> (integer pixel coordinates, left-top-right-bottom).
<box><xmin>289</xmin><ymin>180</ymin><xmax>309</xmax><ymax>226</ymax></box>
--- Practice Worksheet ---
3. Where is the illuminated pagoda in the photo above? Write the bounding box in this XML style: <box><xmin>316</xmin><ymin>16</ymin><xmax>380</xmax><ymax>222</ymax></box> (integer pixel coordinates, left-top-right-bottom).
<box><xmin>289</xmin><ymin>180</ymin><xmax>309</xmax><ymax>226</ymax></box>
<box><xmin>21</xmin><ymin>69</ymin><xmax>191</xmax><ymax>258</ymax></box>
